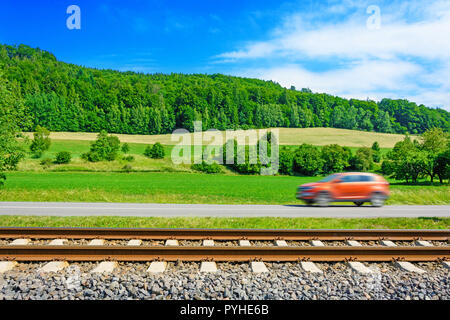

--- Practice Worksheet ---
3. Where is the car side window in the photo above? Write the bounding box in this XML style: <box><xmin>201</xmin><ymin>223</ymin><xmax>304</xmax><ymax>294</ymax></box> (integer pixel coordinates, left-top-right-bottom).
<box><xmin>359</xmin><ymin>175</ymin><xmax>374</xmax><ymax>182</ymax></box>
<box><xmin>341</xmin><ymin>175</ymin><xmax>355</xmax><ymax>183</ymax></box>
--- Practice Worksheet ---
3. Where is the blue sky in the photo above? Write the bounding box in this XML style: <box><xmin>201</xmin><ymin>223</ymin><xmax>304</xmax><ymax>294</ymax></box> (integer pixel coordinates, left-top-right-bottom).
<box><xmin>1</xmin><ymin>0</ymin><xmax>449</xmax><ymax>110</ymax></box>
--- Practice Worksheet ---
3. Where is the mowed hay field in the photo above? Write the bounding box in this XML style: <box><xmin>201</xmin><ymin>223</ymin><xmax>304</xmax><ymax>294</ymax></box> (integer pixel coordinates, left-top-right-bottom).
<box><xmin>22</xmin><ymin>127</ymin><xmax>416</xmax><ymax>148</ymax></box>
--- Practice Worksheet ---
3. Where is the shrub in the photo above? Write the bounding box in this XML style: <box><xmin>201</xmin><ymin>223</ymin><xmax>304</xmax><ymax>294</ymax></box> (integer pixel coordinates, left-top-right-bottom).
<box><xmin>144</xmin><ymin>142</ymin><xmax>165</xmax><ymax>159</ymax></box>
<box><xmin>321</xmin><ymin>144</ymin><xmax>351</xmax><ymax>174</ymax></box>
<box><xmin>293</xmin><ymin>144</ymin><xmax>323</xmax><ymax>176</ymax></box>
<box><xmin>40</xmin><ymin>158</ymin><xmax>53</xmax><ymax>168</ymax></box>
<box><xmin>372</xmin><ymin>142</ymin><xmax>381</xmax><ymax>162</ymax></box>
<box><xmin>0</xmin><ymin>173</ymin><xmax>5</xmax><ymax>187</ymax></box>
<box><xmin>122</xmin><ymin>164</ymin><xmax>133</xmax><ymax>172</ymax></box>
<box><xmin>54</xmin><ymin>151</ymin><xmax>71</xmax><ymax>164</ymax></box>
<box><xmin>122</xmin><ymin>155</ymin><xmax>135</xmax><ymax>162</ymax></box>
<box><xmin>121</xmin><ymin>143</ymin><xmax>130</xmax><ymax>154</ymax></box>
<box><xmin>30</xmin><ymin>125</ymin><xmax>51</xmax><ymax>158</ymax></box>
<box><xmin>83</xmin><ymin>130</ymin><xmax>120</xmax><ymax>162</ymax></box>
<box><xmin>350</xmin><ymin>147</ymin><xmax>374</xmax><ymax>171</ymax></box>
<box><xmin>279</xmin><ymin>147</ymin><xmax>294</xmax><ymax>175</ymax></box>
<box><xmin>191</xmin><ymin>161</ymin><xmax>223</xmax><ymax>174</ymax></box>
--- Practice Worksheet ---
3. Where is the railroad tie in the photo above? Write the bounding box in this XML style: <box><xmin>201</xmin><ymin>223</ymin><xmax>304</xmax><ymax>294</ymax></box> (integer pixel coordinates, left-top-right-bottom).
<box><xmin>88</xmin><ymin>239</ymin><xmax>105</xmax><ymax>246</ymax></box>
<box><xmin>415</xmin><ymin>240</ymin><xmax>433</xmax><ymax>247</ymax></box>
<box><xmin>274</xmin><ymin>240</ymin><xmax>288</xmax><ymax>247</ymax></box>
<box><xmin>200</xmin><ymin>261</ymin><xmax>218</xmax><ymax>273</ymax></box>
<box><xmin>91</xmin><ymin>261</ymin><xmax>118</xmax><ymax>273</ymax></box>
<box><xmin>239</xmin><ymin>240</ymin><xmax>251</xmax><ymax>247</ymax></box>
<box><xmin>310</xmin><ymin>240</ymin><xmax>325</xmax><ymax>247</ymax></box>
<box><xmin>48</xmin><ymin>239</ymin><xmax>67</xmax><ymax>246</ymax></box>
<box><xmin>39</xmin><ymin>238</ymin><xmax>70</xmax><ymax>273</ymax></box>
<box><xmin>9</xmin><ymin>239</ymin><xmax>30</xmax><ymax>246</ymax></box>
<box><xmin>251</xmin><ymin>261</ymin><xmax>268</xmax><ymax>273</ymax></box>
<box><xmin>381</xmin><ymin>240</ymin><xmax>426</xmax><ymax>273</ymax></box>
<box><xmin>127</xmin><ymin>239</ymin><xmax>142</xmax><ymax>246</ymax></box>
<box><xmin>346</xmin><ymin>240</ymin><xmax>373</xmax><ymax>274</ymax></box>
<box><xmin>202</xmin><ymin>240</ymin><xmax>215</xmax><ymax>246</ymax></box>
<box><xmin>2</xmin><ymin>240</ymin><xmax>24</xmax><ymax>272</ymax></box>
<box><xmin>38</xmin><ymin>261</ymin><xmax>69</xmax><ymax>273</ymax></box>
<box><xmin>147</xmin><ymin>261</ymin><xmax>167</xmax><ymax>273</ymax></box>
<box><xmin>0</xmin><ymin>261</ymin><xmax>17</xmax><ymax>273</ymax></box>
<box><xmin>165</xmin><ymin>239</ymin><xmax>179</xmax><ymax>246</ymax></box>
<box><xmin>300</xmin><ymin>261</ymin><xmax>322</xmax><ymax>273</ymax></box>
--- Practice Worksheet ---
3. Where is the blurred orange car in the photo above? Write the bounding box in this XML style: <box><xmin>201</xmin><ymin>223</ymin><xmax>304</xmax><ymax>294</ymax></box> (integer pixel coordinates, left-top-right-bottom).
<box><xmin>296</xmin><ymin>172</ymin><xmax>390</xmax><ymax>207</ymax></box>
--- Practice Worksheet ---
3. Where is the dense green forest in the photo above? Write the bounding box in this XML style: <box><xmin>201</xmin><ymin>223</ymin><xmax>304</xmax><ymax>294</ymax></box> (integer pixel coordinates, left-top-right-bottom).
<box><xmin>0</xmin><ymin>44</ymin><xmax>449</xmax><ymax>135</ymax></box>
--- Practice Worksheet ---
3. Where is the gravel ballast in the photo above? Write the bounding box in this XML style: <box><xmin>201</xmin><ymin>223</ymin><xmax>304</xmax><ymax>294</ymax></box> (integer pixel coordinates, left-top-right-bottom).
<box><xmin>0</xmin><ymin>262</ymin><xmax>448</xmax><ymax>300</ymax></box>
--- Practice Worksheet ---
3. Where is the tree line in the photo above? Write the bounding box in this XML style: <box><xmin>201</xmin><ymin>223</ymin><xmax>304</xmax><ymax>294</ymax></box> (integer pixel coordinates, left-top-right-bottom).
<box><xmin>0</xmin><ymin>44</ymin><xmax>448</xmax><ymax>137</ymax></box>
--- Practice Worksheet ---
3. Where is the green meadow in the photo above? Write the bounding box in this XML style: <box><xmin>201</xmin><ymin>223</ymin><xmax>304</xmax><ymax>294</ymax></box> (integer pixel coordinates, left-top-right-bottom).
<box><xmin>1</xmin><ymin>171</ymin><xmax>448</xmax><ymax>205</ymax></box>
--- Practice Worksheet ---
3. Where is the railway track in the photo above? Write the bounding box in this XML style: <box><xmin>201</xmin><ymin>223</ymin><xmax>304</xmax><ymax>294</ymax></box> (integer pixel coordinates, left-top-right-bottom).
<box><xmin>0</xmin><ymin>228</ymin><xmax>448</xmax><ymax>267</ymax></box>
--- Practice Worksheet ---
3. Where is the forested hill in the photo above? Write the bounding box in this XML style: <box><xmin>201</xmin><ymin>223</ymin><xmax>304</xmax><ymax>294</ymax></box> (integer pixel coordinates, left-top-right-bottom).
<box><xmin>0</xmin><ymin>44</ymin><xmax>449</xmax><ymax>135</ymax></box>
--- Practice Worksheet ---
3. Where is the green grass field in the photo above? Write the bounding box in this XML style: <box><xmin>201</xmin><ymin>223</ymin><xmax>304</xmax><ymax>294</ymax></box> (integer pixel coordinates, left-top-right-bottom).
<box><xmin>0</xmin><ymin>216</ymin><xmax>448</xmax><ymax>229</ymax></box>
<box><xmin>1</xmin><ymin>172</ymin><xmax>448</xmax><ymax>205</ymax></box>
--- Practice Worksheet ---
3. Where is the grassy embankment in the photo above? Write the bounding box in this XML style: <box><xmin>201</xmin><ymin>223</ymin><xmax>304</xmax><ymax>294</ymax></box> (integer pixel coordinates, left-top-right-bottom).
<box><xmin>0</xmin><ymin>215</ymin><xmax>448</xmax><ymax>230</ymax></box>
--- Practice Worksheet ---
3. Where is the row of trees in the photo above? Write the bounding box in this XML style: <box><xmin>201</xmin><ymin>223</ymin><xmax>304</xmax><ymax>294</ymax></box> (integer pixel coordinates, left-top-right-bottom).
<box><xmin>0</xmin><ymin>44</ymin><xmax>448</xmax><ymax>137</ymax></box>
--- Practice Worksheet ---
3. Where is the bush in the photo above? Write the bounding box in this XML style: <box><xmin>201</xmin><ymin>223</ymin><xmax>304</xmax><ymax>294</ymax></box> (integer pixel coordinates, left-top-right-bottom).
<box><xmin>144</xmin><ymin>142</ymin><xmax>165</xmax><ymax>159</ymax></box>
<box><xmin>40</xmin><ymin>158</ymin><xmax>53</xmax><ymax>168</ymax></box>
<box><xmin>122</xmin><ymin>164</ymin><xmax>133</xmax><ymax>172</ymax></box>
<box><xmin>30</xmin><ymin>125</ymin><xmax>51</xmax><ymax>158</ymax></box>
<box><xmin>321</xmin><ymin>144</ymin><xmax>351</xmax><ymax>174</ymax></box>
<box><xmin>279</xmin><ymin>147</ymin><xmax>294</xmax><ymax>175</ymax></box>
<box><xmin>0</xmin><ymin>173</ymin><xmax>5</xmax><ymax>187</ymax></box>
<box><xmin>122</xmin><ymin>155</ymin><xmax>135</xmax><ymax>162</ymax></box>
<box><xmin>121</xmin><ymin>143</ymin><xmax>130</xmax><ymax>154</ymax></box>
<box><xmin>293</xmin><ymin>144</ymin><xmax>323</xmax><ymax>176</ymax></box>
<box><xmin>350</xmin><ymin>147</ymin><xmax>374</xmax><ymax>171</ymax></box>
<box><xmin>372</xmin><ymin>142</ymin><xmax>381</xmax><ymax>162</ymax></box>
<box><xmin>191</xmin><ymin>161</ymin><xmax>223</xmax><ymax>174</ymax></box>
<box><xmin>54</xmin><ymin>151</ymin><xmax>71</xmax><ymax>164</ymax></box>
<box><xmin>83</xmin><ymin>130</ymin><xmax>120</xmax><ymax>162</ymax></box>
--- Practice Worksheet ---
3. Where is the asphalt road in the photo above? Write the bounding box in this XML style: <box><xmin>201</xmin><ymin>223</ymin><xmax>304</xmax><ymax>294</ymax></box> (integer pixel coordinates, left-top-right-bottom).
<box><xmin>0</xmin><ymin>202</ymin><xmax>448</xmax><ymax>218</ymax></box>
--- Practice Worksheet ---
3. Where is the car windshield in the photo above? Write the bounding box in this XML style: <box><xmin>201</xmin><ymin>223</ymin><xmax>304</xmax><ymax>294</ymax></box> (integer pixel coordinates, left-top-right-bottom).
<box><xmin>319</xmin><ymin>174</ymin><xmax>340</xmax><ymax>183</ymax></box>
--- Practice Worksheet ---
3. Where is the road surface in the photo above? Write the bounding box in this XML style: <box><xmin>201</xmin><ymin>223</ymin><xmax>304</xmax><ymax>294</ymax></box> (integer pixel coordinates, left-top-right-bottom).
<box><xmin>0</xmin><ymin>202</ymin><xmax>449</xmax><ymax>218</ymax></box>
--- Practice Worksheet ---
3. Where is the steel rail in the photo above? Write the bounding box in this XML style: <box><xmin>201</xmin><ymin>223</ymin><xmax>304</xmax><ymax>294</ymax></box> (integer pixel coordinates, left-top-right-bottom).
<box><xmin>0</xmin><ymin>245</ymin><xmax>448</xmax><ymax>262</ymax></box>
<box><xmin>0</xmin><ymin>227</ymin><xmax>448</xmax><ymax>240</ymax></box>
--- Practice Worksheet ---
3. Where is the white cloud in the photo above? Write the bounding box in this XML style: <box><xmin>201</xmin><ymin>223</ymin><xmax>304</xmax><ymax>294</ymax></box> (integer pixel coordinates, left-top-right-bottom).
<box><xmin>216</xmin><ymin>0</ymin><xmax>450</xmax><ymax>110</ymax></box>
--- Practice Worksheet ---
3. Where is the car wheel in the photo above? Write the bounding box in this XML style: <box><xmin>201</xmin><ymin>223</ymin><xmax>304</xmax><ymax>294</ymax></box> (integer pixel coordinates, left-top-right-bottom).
<box><xmin>354</xmin><ymin>202</ymin><xmax>364</xmax><ymax>207</ymax></box>
<box><xmin>315</xmin><ymin>192</ymin><xmax>330</xmax><ymax>207</ymax></box>
<box><xmin>304</xmin><ymin>200</ymin><xmax>313</xmax><ymax>206</ymax></box>
<box><xmin>370</xmin><ymin>193</ymin><xmax>385</xmax><ymax>207</ymax></box>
